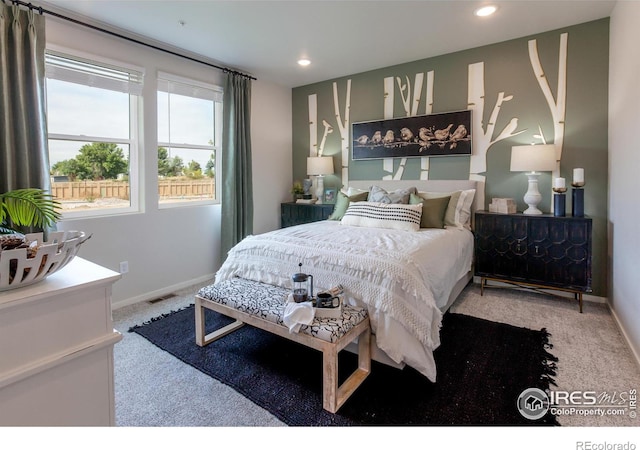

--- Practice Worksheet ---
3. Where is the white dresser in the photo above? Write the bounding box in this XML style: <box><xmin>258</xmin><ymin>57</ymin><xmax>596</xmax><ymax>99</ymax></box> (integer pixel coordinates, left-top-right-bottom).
<box><xmin>0</xmin><ymin>257</ymin><xmax>122</xmax><ymax>426</ymax></box>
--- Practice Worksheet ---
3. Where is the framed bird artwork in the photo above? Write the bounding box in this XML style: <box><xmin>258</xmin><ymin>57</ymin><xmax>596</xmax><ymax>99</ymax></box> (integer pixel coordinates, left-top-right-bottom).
<box><xmin>351</xmin><ymin>110</ymin><xmax>472</xmax><ymax>160</ymax></box>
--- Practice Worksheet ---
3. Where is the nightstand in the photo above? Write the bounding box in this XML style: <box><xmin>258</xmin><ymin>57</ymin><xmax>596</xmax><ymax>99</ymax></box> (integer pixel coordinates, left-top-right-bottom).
<box><xmin>474</xmin><ymin>211</ymin><xmax>592</xmax><ymax>312</ymax></box>
<box><xmin>280</xmin><ymin>202</ymin><xmax>334</xmax><ymax>228</ymax></box>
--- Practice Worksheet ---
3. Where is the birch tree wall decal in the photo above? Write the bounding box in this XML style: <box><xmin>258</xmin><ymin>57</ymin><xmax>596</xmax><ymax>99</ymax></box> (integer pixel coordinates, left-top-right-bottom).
<box><xmin>528</xmin><ymin>32</ymin><xmax>568</xmax><ymax>178</ymax></box>
<box><xmin>332</xmin><ymin>80</ymin><xmax>352</xmax><ymax>183</ymax></box>
<box><xmin>468</xmin><ymin>61</ymin><xmax>526</xmax><ymax>208</ymax></box>
<box><xmin>382</xmin><ymin>72</ymin><xmax>433</xmax><ymax>180</ymax></box>
<box><xmin>308</xmin><ymin>94</ymin><xmax>318</xmax><ymax>157</ymax></box>
<box><xmin>307</xmin><ymin>102</ymin><xmax>336</xmax><ymax>158</ymax></box>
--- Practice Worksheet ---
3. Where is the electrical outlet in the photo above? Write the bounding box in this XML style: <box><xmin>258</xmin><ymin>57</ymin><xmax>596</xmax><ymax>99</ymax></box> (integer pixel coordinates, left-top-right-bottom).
<box><xmin>119</xmin><ymin>261</ymin><xmax>129</xmax><ymax>274</ymax></box>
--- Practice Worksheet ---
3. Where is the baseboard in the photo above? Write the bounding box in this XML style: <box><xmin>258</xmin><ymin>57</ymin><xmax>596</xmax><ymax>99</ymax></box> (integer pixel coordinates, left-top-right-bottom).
<box><xmin>112</xmin><ymin>273</ymin><xmax>214</xmax><ymax>310</ymax></box>
<box><xmin>606</xmin><ymin>302</ymin><xmax>640</xmax><ymax>372</ymax></box>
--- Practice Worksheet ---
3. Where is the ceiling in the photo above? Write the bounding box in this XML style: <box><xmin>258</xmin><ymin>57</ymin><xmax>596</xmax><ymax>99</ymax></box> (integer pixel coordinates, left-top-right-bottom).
<box><xmin>40</xmin><ymin>0</ymin><xmax>616</xmax><ymax>88</ymax></box>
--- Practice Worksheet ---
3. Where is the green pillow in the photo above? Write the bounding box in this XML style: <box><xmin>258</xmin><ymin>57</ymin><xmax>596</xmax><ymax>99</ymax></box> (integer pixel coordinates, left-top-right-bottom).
<box><xmin>328</xmin><ymin>191</ymin><xmax>368</xmax><ymax>220</ymax></box>
<box><xmin>415</xmin><ymin>190</ymin><xmax>462</xmax><ymax>227</ymax></box>
<box><xmin>410</xmin><ymin>193</ymin><xmax>450</xmax><ymax>229</ymax></box>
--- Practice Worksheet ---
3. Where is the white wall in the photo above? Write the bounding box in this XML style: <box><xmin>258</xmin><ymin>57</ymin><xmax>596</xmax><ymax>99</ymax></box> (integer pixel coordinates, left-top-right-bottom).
<box><xmin>45</xmin><ymin>16</ymin><xmax>291</xmax><ymax>307</ymax></box>
<box><xmin>609</xmin><ymin>1</ymin><xmax>640</xmax><ymax>363</ymax></box>
<box><xmin>251</xmin><ymin>82</ymin><xmax>292</xmax><ymax>234</ymax></box>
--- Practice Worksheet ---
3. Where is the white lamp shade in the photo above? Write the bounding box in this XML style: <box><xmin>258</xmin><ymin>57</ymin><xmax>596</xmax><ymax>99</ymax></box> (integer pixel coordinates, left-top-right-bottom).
<box><xmin>510</xmin><ymin>144</ymin><xmax>557</xmax><ymax>172</ymax></box>
<box><xmin>307</xmin><ymin>156</ymin><xmax>334</xmax><ymax>176</ymax></box>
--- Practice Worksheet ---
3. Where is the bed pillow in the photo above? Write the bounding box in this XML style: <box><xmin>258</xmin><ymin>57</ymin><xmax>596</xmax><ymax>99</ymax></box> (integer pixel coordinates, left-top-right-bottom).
<box><xmin>455</xmin><ymin>189</ymin><xmax>476</xmax><ymax>229</ymax></box>
<box><xmin>367</xmin><ymin>185</ymin><xmax>417</xmax><ymax>204</ymax></box>
<box><xmin>409</xmin><ymin>194</ymin><xmax>450</xmax><ymax>229</ymax></box>
<box><xmin>328</xmin><ymin>191</ymin><xmax>369</xmax><ymax>220</ymax></box>
<box><xmin>341</xmin><ymin>201</ymin><xmax>422</xmax><ymax>232</ymax></box>
<box><xmin>346</xmin><ymin>186</ymin><xmax>368</xmax><ymax>196</ymax></box>
<box><xmin>416</xmin><ymin>189</ymin><xmax>475</xmax><ymax>228</ymax></box>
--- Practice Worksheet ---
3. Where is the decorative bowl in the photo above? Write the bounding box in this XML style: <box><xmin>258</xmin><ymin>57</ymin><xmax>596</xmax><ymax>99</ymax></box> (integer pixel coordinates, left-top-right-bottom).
<box><xmin>0</xmin><ymin>230</ymin><xmax>91</xmax><ymax>291</ymax></box>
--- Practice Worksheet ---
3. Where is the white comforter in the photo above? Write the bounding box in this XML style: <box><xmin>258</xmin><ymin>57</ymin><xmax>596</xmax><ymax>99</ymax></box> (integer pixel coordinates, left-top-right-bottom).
<box><xmin>215</xmin><ymin>220</ymin><xmax>474</xmax><ymax>381</ymax></box>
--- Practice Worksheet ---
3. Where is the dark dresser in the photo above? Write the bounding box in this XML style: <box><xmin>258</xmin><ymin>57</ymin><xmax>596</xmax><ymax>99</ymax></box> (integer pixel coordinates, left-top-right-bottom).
<box><xmin>474</xmin><ymin>211</ymin><xmax>592</xmax><ymax>312</ymax></box>
<box><xmin>280</xmin><ymin>202</ymin><xmax>334</xmax><ymax>228</ymax></box>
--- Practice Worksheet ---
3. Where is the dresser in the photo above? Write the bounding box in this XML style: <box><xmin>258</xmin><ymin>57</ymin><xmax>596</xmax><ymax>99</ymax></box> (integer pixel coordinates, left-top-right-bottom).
<box><xmin>0</xmin><ymin>258</ymin><xmax>122</xmax><ymax>425</ymax></box>
<box><xmin>474</xmin><ymin>211</ymin><xmax>592</xmax><ymax>312</ymax></box>
<box><xmin>280</xmin><ymin>202</ymin><xmax>334</xmax><ymax>228</ymax></box>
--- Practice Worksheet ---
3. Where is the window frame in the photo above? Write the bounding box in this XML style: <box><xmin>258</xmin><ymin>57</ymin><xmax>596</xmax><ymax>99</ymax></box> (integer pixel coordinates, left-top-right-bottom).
<box><xmin>156</xmin><ymin>71</ymin><xmax>222</xmax><ymax>209</ymax></box>
<box><xmin>45</xmin><ymin>45</ymin><xmax>143</xmax><ymax>220</ymax></box>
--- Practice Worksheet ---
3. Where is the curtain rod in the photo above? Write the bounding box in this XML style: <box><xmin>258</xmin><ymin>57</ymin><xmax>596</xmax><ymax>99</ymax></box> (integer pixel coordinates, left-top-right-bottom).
<box><xmin>9</xmin><ymin>0</ymin><xmax>257</xmax><ymax>81</ymax></box>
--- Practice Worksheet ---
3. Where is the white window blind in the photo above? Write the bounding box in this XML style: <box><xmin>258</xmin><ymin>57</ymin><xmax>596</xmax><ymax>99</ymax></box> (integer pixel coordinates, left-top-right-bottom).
<box><xmin>45</xmin><ymin>51</ymin><xmax>144</xmax><ymax>95</ymax></box>
<box><xmin>157</xmin><ymin>72</ymin><xmax>223</xmax><ymax>102</ymax></box>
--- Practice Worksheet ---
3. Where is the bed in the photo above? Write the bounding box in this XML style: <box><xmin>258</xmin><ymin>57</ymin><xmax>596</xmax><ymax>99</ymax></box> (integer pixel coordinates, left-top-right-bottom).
<box><xmin>215</xmin><ymin>179</ymin><xmax>479</xmax><ymax>382</ymax></box>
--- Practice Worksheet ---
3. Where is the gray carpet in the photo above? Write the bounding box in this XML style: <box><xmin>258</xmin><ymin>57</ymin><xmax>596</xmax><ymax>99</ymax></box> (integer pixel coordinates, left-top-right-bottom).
<box><xmin>113</xmin><ymin>281</ymin><xmax>640</xmax><ymax>427</ymax></box>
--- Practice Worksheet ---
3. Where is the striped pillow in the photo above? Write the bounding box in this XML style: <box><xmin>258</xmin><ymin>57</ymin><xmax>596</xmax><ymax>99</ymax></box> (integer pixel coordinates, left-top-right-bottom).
<box><xmin>341</xmin><ymin>201</ymin><xmax>423</xmax><ymax>231</ymax></box>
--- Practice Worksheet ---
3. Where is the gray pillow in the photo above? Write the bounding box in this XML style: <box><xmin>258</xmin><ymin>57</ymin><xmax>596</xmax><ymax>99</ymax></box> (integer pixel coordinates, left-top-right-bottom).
<box><xmin>367</xmin><ymin>185</ymin><xmax>417</xmax><ymax>204</ymax></box>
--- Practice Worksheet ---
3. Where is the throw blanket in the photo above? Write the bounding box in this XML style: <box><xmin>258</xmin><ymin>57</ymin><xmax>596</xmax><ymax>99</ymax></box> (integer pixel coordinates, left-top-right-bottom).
<box><xmin>215</xmin><ymin>221</ymin><xmax>473</xmax><ymax>381</ymax></box>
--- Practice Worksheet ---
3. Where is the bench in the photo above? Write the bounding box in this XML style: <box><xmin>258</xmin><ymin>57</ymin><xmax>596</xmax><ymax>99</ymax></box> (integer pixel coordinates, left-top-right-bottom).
<box><xmin>195</xmin><ymin>277</ymin><xmax>371</xmax><ymax>413</ymax></box>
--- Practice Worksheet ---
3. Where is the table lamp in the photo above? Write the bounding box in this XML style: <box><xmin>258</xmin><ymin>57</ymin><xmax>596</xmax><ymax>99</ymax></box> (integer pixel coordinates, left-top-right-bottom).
<box><xmin>307</xmin><ymin>156</ymin><xmax>334</xmax><ymax>204</ymax></box>
<box><xmin>510</xmin><ymin>144</ymin><xmax>556</xmax><ymax>215</ymax></box>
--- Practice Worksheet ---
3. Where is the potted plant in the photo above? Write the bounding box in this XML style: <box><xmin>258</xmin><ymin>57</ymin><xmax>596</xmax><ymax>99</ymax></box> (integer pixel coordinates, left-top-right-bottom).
<box><xmin>0</xmin><ymin>188</ymin><xmax>61</xmax><ymax>235</ymax></box>
<box><xmin>0</xmin><ymin>189</ymin><xmax>90</xmax><ymax>290</ymax></box>
<box><xmin>290</xmin><ymin>181</ymin><xmax>304</xmax><ymax>201</ymax></box>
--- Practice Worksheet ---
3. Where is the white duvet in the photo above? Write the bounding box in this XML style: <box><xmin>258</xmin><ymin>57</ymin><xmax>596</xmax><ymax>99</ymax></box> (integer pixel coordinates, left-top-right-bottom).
<box><xmin>215</xmin><ymin>220</ymin><xmax>474</xmax><ymax>381</ymax></box>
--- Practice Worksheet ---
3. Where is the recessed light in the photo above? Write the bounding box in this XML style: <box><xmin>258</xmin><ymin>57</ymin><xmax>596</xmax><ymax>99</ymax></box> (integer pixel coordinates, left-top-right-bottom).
<box><xmin>297</xmin><ymin>59</ymin><xmax>311</xmax><ymax>67</ymax></box>
<box><xmin>474</xmin><ymin>5</ymin><xmax>497</xmax><ymax>17</ymax></box>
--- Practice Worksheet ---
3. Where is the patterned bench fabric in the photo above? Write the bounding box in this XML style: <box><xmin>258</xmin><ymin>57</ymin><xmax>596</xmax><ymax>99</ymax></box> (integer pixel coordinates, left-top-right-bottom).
<box><xmin>197</xmin><ymin>278</ymin><xmax>368</xmax><ymax>343</ymax></box>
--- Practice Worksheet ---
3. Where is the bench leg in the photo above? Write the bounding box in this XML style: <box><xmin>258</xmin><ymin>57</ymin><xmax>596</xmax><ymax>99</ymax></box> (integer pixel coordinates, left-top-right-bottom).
<box><xmin>322</xmin><ymin>326</ymin><xmax>371</xmax><ymax>413</ymax></box>
<box><xmin>195</xmin><ymin>296</ymin><xmax>245</xmax><ymax>347</ymax></box>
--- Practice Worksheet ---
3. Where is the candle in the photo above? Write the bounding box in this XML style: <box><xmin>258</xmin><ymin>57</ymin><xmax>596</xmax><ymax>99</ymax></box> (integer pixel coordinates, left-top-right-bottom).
<box><xmin>573</xmin><ymin>168</ymin><xmax>584</xmax><ymax>184</ymax></box>
<box><xmin>554</xmin><ymin>177</ymin><xmax>566</xmax><ymax>189</ymax></box>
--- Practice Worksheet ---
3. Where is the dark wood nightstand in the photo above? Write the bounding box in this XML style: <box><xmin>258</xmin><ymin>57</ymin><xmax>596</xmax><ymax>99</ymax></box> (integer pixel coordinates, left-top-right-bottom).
<box><xmin>474</xmin><ymin>210</ymin><xmax>592</xmax><ymax>312</ymax></box>
<box><xmin>280</xmin><ymin>202</ymin><xmax>334</xmax><ymax>228</ymax></box>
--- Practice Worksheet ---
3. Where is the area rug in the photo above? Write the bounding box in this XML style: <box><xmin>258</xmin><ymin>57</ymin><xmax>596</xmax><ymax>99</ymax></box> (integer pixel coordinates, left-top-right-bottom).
<box><xmin>129</xmin><ymin>306</ymin><xmax>559</xmax><ymax>426</ymax></box>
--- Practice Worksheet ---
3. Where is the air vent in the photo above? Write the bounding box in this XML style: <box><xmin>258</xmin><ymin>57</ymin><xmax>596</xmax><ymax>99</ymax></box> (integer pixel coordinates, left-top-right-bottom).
<box><xmin>148</xmin><ymin>293</ymin><xmax>177</xmax><ymax>304</ymax></box>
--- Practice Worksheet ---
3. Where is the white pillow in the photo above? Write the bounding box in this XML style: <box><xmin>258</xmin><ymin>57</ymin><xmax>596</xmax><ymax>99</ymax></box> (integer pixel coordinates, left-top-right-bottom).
<box><xmin>455</xmin><ymin>189</ymin><xmax>476</xmax><ymax>229</ymax></box>
<box><xmin>346</xmin><ymin>186</ymin><xmax>368</xmax><ymax>196</ymax></box>
<box><xmin>341</xmin><ymin>201</ymin><xmax>422</xmax><ymax>232</ymax></box>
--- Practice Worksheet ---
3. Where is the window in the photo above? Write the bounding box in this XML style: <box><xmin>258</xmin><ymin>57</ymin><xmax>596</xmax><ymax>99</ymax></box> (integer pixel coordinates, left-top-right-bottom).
<box><xmin>157</xmin><ymin>72</ymin><xmax>222</xmax><ymax>206</ymax></box>
<box><xmin>45</xmin><ymin>50</ymin><xmax>142</xmax><ymax>217</ymax></box>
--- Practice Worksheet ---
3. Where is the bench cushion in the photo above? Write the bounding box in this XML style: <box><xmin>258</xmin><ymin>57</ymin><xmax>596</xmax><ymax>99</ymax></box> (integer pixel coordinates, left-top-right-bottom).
<box><xmin>197</xmin><ymin>278</ymin><xmax>368</xmax><ymax>343</ymax></box>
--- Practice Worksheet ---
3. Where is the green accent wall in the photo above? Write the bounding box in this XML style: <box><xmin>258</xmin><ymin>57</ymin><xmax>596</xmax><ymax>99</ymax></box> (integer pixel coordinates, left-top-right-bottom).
<box><xmin>292</xmin><ymin>18</ymin><xmax>609</xmax><ymax>297</ymax></box>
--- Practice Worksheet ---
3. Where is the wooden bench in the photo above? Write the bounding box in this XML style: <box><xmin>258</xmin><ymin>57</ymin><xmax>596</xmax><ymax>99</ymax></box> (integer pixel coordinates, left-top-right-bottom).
<box><xmin>195</xmin><ymin>278</ymin><xmax>371</xmax><ymax>413</ymax></box>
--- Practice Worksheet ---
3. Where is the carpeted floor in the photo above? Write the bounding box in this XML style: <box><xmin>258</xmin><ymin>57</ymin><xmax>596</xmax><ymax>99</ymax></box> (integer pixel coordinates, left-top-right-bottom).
<box><xmin>113</xmin><ymin>281</ymin><xmax>640</xmax><ymax>428</ymax></box>
<box><xmin>129</xmin><ymin>306</ymin><xmax>559</xmax><ymax>426</ymax></box>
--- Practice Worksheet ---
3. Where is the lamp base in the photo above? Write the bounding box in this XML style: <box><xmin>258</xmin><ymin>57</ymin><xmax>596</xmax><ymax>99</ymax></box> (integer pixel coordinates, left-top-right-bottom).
<box><xmin>522</xmin><ymin>172</ymin><xmax>543</xmax><ymax>215</ymax></box>
<box><xmin>314</xmin><ymin>175</ymin><xmax>325</xmax><ymax>204</ymax></box>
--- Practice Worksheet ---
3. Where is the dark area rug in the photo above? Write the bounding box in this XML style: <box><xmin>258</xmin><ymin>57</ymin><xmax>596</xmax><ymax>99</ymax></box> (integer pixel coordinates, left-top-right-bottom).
<box><xmin>129</xmin><ymin>306</ymin><xmax>559</xmax><ymax>426</ymax></box>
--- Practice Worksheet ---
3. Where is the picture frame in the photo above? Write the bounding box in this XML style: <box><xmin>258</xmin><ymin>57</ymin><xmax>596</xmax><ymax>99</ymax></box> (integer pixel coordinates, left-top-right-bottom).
<box><xmin>324</xmin><ymin>188</ymin><xmax>336</xmax><ymax>204</ymax></box>
<box><xmin>352</xmin><ymin>110</ymin><xmax>472</xmax><ymax>160</ymax></box>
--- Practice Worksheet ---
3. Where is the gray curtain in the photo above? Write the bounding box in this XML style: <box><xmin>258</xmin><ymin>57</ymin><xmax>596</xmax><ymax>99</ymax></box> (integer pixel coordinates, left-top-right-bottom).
<box><xmin>220</xmin><ymin>72</ymin><xmax>253</xmax><ymax>261</ymax></box>
<box><xmin>0</xmin><ymin>3</ymin><xmax>50</xmax><ymax>194</ymax></box>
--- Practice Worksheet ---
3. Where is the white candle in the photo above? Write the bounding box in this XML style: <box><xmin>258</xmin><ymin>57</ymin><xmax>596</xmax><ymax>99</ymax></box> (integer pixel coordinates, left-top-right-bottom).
<box><xmin>573</xmin><ymin>168</ymin><xmax>584</xmax><ymax>184</ymax></box>
<box><xmin>554</xmin><ymin>177</ymin><xmax>566</xmax><ymax>189</ymax></box>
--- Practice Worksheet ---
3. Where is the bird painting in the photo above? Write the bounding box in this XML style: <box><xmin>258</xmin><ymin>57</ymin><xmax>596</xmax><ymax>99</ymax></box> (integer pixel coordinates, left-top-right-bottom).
<box><xmin>383</xmin><ymin>130</ymin><xmax>395</xmax><ymax>144</ymax></box>
<box><xmin>434</xmin><ymin>124</ymin><xmax>454</xmax><ymax>141</ymax></box>
<box><xmin>400</xmin><ymin>127</ymin><xmax>414</xmax><ymax>142</ymax></box>
<box><xmin>449</xmin><ymin>124</ymin><xmax>468</xmax><ymax>149</ymax></box>
<box><xmin>418</xmin><ymin>127</ymin><xmax>435</xmax><ymax>146</ymax></box>
<box><xmin>356</xmin><ymin>135</ymin><xmax>369</xmax><ymax>145</ymax></box>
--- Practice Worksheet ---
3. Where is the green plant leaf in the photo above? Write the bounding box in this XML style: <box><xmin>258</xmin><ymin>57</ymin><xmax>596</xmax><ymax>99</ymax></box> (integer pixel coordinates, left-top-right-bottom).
<box><xmin>0</xmin><ymin>189</ymin><xmax>62</xmax><ymax>231</ymax></box>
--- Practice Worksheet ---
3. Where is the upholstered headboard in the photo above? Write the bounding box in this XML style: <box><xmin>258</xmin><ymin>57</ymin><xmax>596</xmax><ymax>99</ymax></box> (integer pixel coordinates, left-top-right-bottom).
<box><xmin>347</xmin><ymin>179</ymin><xmax>480</xmax><ymax>216</ymax></box>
